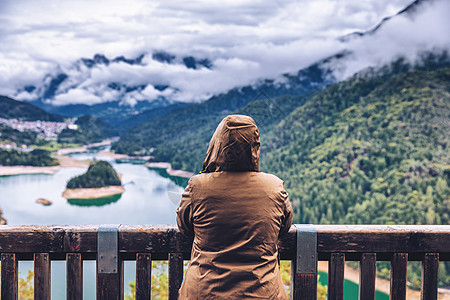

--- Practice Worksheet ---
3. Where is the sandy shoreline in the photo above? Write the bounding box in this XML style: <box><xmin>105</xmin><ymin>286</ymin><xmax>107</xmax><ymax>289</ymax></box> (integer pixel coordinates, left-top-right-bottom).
<box><xmin>62</xmin><ymin>186</ymin><xmax>125</xmax><ymax>199</ymax></box>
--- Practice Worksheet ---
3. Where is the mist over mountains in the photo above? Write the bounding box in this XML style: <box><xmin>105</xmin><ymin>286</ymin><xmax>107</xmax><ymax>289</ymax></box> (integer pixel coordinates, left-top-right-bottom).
<box><xmin>1</xmin><ymin>0</ymin><xmax>447</xmax><ymax>123</ymax></box>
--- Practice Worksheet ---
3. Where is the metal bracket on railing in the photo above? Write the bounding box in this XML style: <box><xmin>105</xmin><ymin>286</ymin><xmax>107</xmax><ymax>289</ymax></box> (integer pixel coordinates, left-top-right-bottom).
<box><xmin>98</xmin><ymin>224</ymin><xmax>120</xmax><ymax>274</ymax></box>
<box><xmin>295</xmin><ymin>224</ymin><xmax>317</xmax><ymax>274</ymax></box>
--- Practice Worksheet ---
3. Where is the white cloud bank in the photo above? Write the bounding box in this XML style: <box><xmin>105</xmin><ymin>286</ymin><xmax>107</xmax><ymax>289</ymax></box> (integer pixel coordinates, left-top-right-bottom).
<box><xmin>0</xmin><ymin>0</ymin><xmax>448</xmax><ymax>106</ymax></box>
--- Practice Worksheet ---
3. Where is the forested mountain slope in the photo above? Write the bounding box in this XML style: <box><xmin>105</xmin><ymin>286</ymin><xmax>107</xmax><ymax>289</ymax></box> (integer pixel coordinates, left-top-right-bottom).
<box><xmin>261</xmin><ymin>66</ymin><xmax>450</xmax><ymax>226</ymax></box>
<box><xmin>58</xmin><ymin>115</ymin><xmax>118</xmax><ymax>144</ymax></box>
<box><xmin>0</xmin><ymin>95</ymin><xmax>64</xmax><ymax>121</ymax></box>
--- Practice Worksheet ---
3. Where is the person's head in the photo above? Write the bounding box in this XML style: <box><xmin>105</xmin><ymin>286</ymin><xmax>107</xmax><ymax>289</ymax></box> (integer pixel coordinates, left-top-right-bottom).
<box><xmin>202</xmin><ymin>115</ymin><xmax>260</xmax><ymax>173</ymax></box>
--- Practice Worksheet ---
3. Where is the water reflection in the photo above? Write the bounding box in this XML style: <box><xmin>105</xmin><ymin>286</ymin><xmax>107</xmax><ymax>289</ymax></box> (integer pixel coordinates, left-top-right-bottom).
<box><xmin>148</xmin><ymin>167</ymin><xmax>190</xmax><ymax>188</ymax></box>
<box><xmin>67</xmin><ymin>193</ymin><xmax>122</xmax><ymax>207</ymax></box>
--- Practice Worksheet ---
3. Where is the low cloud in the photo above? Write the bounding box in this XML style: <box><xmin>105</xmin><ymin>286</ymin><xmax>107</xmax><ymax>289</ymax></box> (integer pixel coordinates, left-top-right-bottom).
<box><xmin>1</xmin><ymin>0</ymin><xmax>447</xmax><ymax>106</ymax></box>
<box><xmin>331</xmin><ymin>0</ymin><xmax>450</xmax><ymax>80</ymax></box>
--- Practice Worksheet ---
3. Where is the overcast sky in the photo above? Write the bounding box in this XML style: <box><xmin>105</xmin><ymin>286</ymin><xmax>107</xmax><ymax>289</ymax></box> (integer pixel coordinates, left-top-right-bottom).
<box><xmin>0</xmin><ymin>0</ymin><xmax>449</xmax><ymax>105</ymax></box>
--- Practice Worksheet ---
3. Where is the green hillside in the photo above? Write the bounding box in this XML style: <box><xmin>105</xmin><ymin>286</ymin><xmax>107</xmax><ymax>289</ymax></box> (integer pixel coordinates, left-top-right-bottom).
<box><xmin>58</xmin><ymin>115</ymin><xmax>118</xmax><ymax>144</ymax></box>
<box><xmin>261</xmin><ymin>67</ymin><xmax>450</xmax><ymax>226</ymax></box>
<box><xmin>0</xmin><ymin>96</ymin><xmax>64</xmax><ymax>121</ymax></box>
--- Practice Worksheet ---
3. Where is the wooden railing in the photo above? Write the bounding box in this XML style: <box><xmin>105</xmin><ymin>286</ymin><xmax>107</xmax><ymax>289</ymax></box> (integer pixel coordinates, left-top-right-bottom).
<box><xmin>0</xmin><ymin>225</ymin><xmax>449</xmax><ymax>300</ymax></box>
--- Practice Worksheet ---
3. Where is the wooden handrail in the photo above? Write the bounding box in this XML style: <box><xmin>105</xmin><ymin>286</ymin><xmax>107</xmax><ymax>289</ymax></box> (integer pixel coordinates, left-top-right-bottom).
<box><xmin>0</xmin><ymin>224</ymin><xmax>449</xmax><ymax>299</ymax></box>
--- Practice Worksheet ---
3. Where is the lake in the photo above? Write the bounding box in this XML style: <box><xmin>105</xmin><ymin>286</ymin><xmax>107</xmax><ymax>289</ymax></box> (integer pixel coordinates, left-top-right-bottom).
<box><xmin>0</xmin><ymin>150</ymin><xmax>188</xmax><ymax>298</ymax></box>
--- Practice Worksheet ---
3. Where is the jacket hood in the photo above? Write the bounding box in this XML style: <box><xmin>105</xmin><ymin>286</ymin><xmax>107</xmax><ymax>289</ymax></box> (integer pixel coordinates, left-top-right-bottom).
<box><xmin>202</xmin><ymin>115</ymin><xmax>260</xmax><ymax>173</ymax></box>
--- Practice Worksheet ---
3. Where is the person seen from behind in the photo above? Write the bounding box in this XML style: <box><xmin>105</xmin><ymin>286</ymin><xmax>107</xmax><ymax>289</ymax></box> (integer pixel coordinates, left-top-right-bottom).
<box><xmin>177</xmin><ymin>114</ymin><xmax>293</xmax><ymax>299</ymax></box>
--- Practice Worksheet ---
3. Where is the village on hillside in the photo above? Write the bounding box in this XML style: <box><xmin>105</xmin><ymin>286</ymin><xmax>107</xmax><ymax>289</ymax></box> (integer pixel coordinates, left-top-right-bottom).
<box><xmin>0</xmin><ymin>117</ymin><xmax>78</xmax><ymax>149</ymax></box>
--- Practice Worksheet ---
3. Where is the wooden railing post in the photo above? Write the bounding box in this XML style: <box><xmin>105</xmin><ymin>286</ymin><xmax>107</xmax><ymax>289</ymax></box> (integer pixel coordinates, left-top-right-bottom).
<box><xmin>359</xmin><ymin>253</ymin><xmax>376</xmax><ymax>300</ymax></box>
<box><xmin>421</xmin><ymin>253</ymin><xmax>439</xmax><ymax>300</ymax></box>
<box><xmin>328</xmin><ymin>253</ymin><xmax>345</xmax><ymax>300</ymax></box>
<box><xmin>1</xmin><ymin>253</ymin><xmax>18</xmax><ymax>300</ymax></box>
<box><xmin>168</xmin><ymin>253</ymin><xmax>184</xmax><ymax>300</ymax></box>
<box><xmin>67</xmin><ymin>253</ymin><xmax>83</xmax><ymax>300</ymax></box>
<box><xmin>390</xmin><ymin>253</ymin><xmax>408</xmax><ymax>300</ymax></box>
<box><xmin>290</xmin><ymin>224</ymin><xmax>317</xmax><ymax>300</ymax></box>
<box><xmin>136</xmin><ymin>253</ymin><xmax>152</xmax><ymax>300</ymax></box>
<box><xmin>34</xmin><ymin>253</ymin><xmax>51</xmax><ymax>300</ymax></box>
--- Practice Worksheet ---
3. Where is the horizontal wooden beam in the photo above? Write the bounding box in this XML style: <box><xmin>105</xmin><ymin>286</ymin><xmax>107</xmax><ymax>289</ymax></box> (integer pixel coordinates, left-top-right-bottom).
<box><xmin>0</xmin><ymin>225</ymin><xmax>449</xmax><ymax>260</ymax></box>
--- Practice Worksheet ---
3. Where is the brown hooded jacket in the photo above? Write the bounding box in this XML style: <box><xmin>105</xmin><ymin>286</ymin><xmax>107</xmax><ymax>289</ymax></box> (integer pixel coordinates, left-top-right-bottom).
<box><xmin>177</xmin><ymin>115</ymin><xmax>293</xmax><ymax>299</ymax></box>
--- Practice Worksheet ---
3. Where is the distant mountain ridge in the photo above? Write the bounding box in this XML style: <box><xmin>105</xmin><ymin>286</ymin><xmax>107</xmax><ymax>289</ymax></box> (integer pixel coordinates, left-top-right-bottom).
<box><xmin>339</xmin><ymin>0</ymin><xmax>432</xmax><ymax>41</ymax></box>
<box><xmin>35</xmin><ymin>97</ymin><xmax>175</xmax><ymax>126</ymax></box>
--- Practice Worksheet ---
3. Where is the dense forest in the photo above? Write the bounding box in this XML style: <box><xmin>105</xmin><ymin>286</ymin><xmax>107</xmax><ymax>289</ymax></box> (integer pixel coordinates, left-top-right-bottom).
<box><xmin>66</xmin><ymin>160</ymin><xmax>121</xmax><ymax>189</ymax></box>
<box><xmin>262</xmin><ymin>66</ymin><xmax>449</xmax><ymax>226</ymax></box>
<box><xmin>58</xmin><ymin>115</ymin><xmax>118</xmax><ymax>144</ymax></box>
<box><xmin>0</xmin><ymin>148</ymin><xmax>57</xmax><ymax>166</ymax></box>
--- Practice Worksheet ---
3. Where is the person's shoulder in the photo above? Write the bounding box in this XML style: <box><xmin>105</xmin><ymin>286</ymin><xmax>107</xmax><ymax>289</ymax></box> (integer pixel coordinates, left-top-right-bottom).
<box><xmin>187</xmin><ymin>174</ymin><xmax>201</xmax><ymax>184</ymax></box>
<box><xmin>187</xmin><ymin>173</ymin><xmax>210</xmax><ymax>186</ymax></box>
<box><xmin>255</xmin><ymin>172</ymin><xmax>284</xmax><ymax>185</ymax></box>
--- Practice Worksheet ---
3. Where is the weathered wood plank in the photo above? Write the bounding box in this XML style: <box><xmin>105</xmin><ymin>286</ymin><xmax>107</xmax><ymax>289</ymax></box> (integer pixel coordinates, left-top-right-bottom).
<box><xmin>67</xmin><ymin>253</ymin><xmax>83</xmax><ymax>300</ymax></box>
<box><xmin>34</xmin><ymin>253</ymin><xmax>51</xmax><ymax>300</ymax></box>
<box><xmin>168</xmin><ymin>253</ymin><xmax>183</xmax><ymax>300</ymax></box>
<box><xmin>136</xmin><ymin>253</ymin><xmax>152</xmax><ymax>300</ymax></box>
<box><xmin>359</xmin><ymin>253</ymin><xmax>376</xmax><ymax>300</ymax></box>
<box><xmin>64</xmin><ymin>227</ymin><xmax>97</xmax><ymax>253</ymax></box>
<box><xmin>280</xmin><ymin>225</ymin><xmax>450</xmax><ymax>259</ymax></box>
<box><xmin>328</xmin><ymin>253</ymin><xmax>344</xmax><ymax>300</ymax></box>
<box><xmin>390</xmin><ymin>253</ymin><xmax>408</xmax><ymax>300</ymax></box>
<box><xmin>421</xmin><ymin>253</ymin><xmax>439</xmax><ymax>300</ymax></box>
<box><xmin>0</xmin><ymin>226</ymin><xmax>65</xmax><ymax>253</ymax></box>
<box><xmin>119</xmin><ymin>226</ymin><xmax>192</xmax><ymax>255</ymax></box>
<box><xmin>1</xmin><ymin>253</ymin><xmax>18</xmax><ymax>300</ymax></box>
